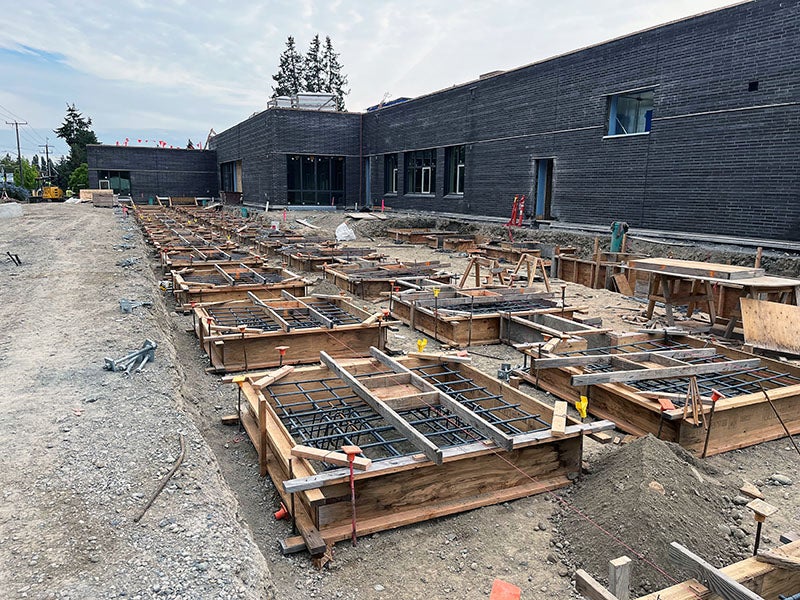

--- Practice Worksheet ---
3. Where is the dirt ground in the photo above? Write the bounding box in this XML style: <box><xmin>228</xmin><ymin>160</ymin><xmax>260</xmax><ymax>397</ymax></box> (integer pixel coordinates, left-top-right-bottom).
<box><xmin>1</xmin><ymin>204</ymin><xmax>797</xmax><ymax>600</ymax></box>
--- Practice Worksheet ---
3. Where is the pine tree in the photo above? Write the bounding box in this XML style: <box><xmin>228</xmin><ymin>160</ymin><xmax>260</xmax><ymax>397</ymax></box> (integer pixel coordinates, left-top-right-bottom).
<box><xmin>303</xmin><ymin>34</ymin><xmax>323</xmax><ymax>93</ymax></box>
<box><xmin>272</xmin><ymin>36</ymin><xmax>303</xmax><ymax>97</ymax></box>
<box><xmin>54</xmin><ymin>103</ymin><xmax>99</xmax><ymax>186</ymax></box>
<box><xmin>321</xmin><ymin>36</ymin><xmax>349</xmax><ymax>111</ymax></box>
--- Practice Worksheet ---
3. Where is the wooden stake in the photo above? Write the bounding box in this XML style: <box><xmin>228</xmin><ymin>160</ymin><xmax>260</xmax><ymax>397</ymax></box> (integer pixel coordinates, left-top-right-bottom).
<box><xmin>608</xmin><ymin>556</ymin><xmax>632</xmax><ymax>600</ymax></box>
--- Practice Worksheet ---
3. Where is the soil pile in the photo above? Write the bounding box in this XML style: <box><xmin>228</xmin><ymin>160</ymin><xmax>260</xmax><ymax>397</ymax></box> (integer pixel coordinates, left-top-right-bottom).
<box><xmin>552</xmin><ymin>435</ymin><xmax>750</xmax><ymax>596</ymax></box>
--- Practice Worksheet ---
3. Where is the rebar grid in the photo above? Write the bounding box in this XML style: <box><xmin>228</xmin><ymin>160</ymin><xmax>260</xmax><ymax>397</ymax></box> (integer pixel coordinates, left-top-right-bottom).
<box><xmin>207</xmin><ymin>306</ymin><xmax>280</xmax><ymax>331</ymax></box>
<box><xmin>305</xmin><ymin>300</ymin><xmax>362</xmax><ymax>325</ymax></box>
<box><xmin>439</xmin><ymin>299</ymin><xmax>554</xmax><ymax>315</ymax></box>
<box><xmin>560</xmin><ymin>341</ymin><xmax>800</xmax><ymax>403</ymax></box>
<box><xmin>411</xmin><ymin>365</ymin><xmax>549</xmax><ymax>434</ymax></box>
<box><xmin>263</xmin><ymin>364</ymin><xmax>549</xmax><ymax>467</ymax></box>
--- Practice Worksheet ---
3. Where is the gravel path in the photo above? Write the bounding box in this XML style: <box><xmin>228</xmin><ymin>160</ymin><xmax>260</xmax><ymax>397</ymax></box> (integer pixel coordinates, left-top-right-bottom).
<box><xmin>0</xmin><ymin>204</ymin><xmax>272</xmax><ymax>599</ymax></box>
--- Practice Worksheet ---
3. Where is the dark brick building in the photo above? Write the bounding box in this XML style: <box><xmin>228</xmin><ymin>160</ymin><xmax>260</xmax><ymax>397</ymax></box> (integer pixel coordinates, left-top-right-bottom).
<box><xmin>91</xmin><ymin>0</ymin><xmax>800</xmax><ymax>240</ymax></box>
<box><xmin>86</xmin><ymin>145</ymin><xmax>218</xmax><ymax>202</ymax></box>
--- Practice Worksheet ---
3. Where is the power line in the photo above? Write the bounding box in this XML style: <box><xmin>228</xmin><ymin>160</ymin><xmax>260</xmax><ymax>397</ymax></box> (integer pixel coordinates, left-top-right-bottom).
<box><xmin>5</xmin><ymin>120</ymin><xmax>27</xmax><ymax>185</ymax></box>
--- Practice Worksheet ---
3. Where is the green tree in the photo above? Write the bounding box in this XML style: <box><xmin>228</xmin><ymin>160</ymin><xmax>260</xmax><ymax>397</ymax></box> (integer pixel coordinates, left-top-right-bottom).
<box><xmin>272</xmin><ymin>36</ymin><xmax>303</xmax><ymax>97</ymax></box>
<box><xmin>67</xmin><ymin>162</ymin><xmax>88</xmax><ymax>191</ymax></box>
<box><xmin>53</xmin><ymin>156</ymin><xmax>70</xmax><ymax>191</ymax></box>
<box><xmin>0</xmin><ymin>154</ymin><xmax>38</xmax><ymax>189</ymax></box>
<box><xmin>321</xmin><ymin>36</ymin><xmax>349</xmax><ymax>111</ymax></box>
<box><xmin>303</xmin><ymin>34</ymin><xmax>323</xmax><ymax>92</ymax></box>
<box><xmin>54</xmin><ymin>103</ymin><xmax>99</xmax><ymax>186</ymax></box>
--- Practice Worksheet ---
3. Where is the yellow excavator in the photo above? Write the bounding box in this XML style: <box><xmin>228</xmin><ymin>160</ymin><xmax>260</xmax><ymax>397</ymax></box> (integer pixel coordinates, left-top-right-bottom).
<box><xmin>31</xmin><ymin>180</ymin><xmax>65</xmax><ymax>202</ymax></box>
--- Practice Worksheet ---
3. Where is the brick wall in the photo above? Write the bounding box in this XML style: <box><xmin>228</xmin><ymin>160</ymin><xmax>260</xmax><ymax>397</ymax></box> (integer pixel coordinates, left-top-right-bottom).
<box><xmin>362</xmin><ymin>0</ymin><xmax>800</xmax><ymax>240</ymax></box>
<box><xmin>87</xmin><ymin>145</ymin><xmax>218</xmax><ymax>200</ymax></box>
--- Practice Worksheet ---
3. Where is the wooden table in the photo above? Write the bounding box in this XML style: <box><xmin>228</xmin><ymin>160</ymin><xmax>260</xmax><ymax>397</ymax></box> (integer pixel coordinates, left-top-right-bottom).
<box><xmin>627</xmin><ymin>258</ymin><xmax>800</xmax><ymax>329</ymax></box>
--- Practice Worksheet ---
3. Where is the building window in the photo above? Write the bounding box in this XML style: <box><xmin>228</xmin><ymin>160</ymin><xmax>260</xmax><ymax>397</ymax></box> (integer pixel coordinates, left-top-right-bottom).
<box><xmin>405</xmin><ymin>149</ymin><xmax>436</xmax><ymax>195</ymax></box>
<box><xmin>220</xmin><ymin>161</ymin><xmax>242</xmax><ymax>192</ymax></box>
<box><xmin>607</xmin><ymin>90</ymin><xmax>654</xmax><ymax>136</ymax></box>
<box><xmin>286</xmin><ymin>154</ymin><xmax>345</xmax><ymax>205</ymax></box>
<box><xmin>97</xmin><ymin>170</ymin><xmax>131</xmax><ymax>195</ymax></box>
<box><xmin>445</xmin><ymin>145</ymin><xmax>465</xmax><ymax>195</ymax></box>
<box><xmin>384</xmin><ymin>154</ymin><xmax>398</xmax><ymax>194</ymax></box>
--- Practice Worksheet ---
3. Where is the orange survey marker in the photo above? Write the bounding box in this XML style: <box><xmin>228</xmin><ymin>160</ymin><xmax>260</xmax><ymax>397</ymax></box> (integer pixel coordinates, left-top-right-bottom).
<box><xmin>489</xmin><ymin>579</ymin><xmax>521</xmax><ymax>600</ymax></box>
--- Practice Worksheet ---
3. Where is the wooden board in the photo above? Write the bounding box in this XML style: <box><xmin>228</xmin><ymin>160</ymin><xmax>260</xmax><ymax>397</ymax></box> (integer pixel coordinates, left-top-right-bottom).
<box><xmin>628</xmin><ymin>258</ymin><xmax>765</xmax><ymax>281</ymax></box>
<box><xmin>740</xmin><ymin>298</ymin><xmax>800</xmax><ymax>355</ymax></box>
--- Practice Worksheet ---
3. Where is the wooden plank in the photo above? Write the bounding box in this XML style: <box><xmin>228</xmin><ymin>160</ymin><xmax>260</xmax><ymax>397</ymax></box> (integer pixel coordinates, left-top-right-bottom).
<box><xmin>533</xmin><ymin>348</ymin><xmax>716</xmax><ymax>369</ymax></box>
<box><xmin>667</xmin><ymin>542</ymin><xmax>764</xmax><ymax>600</ymax></box>
<box><xmin>575</xmin><ymin>569</ymin><xmax>619</xmax><ymax>600</ymax></box>
<box><xmin>613</xmin><ymin>273</ymin><xmax>634</xmax><ymax>296</ymax></box>
<box><xmin>740</xmin><ymin>298</ymin><xmax>800</xmax><ymax>355</ymax></box>
<box><xmin>551</xmin><ymin>401</ymin><xmax>567</xmax><ymax>437</ymax></box>
<box><xmin>406</xmin><ymin>351</ymin><xmax>471</xmax><ymax>363</ymax></box>
<box><xmin>319</xmin><ymin>351</ymin><xmax>443</xmax><ymax>464</ymax></box>
<box><xmin>252</xmin><ymin>365</ymin><xmax>295</xmax><ymax>389</ymax></box>
<box><xmin>369</xmin><ymin>347</ymin><xmax>515</xmax><ymax>451</ymax></box>
<box><xmin>290</xmin><ymin>445</ymin><xmax>372</xmax><ymax>471</ymax></box>
<box><xmin>608</xmin><ymin>556</ymin><xmax>632</xmax><ymax>600</ymax></box>
<box><xmin>629</xmin><ymin>258</ymin><xmax>765</xmax><ymax>281</ymax></box>
<box><xmin>755</xmin><ymin>549</ymin><xmax>800</xmax><ymax>570</ymax></box>
<box><xmin>571</xmin><ymin>359</ymin><xmax>761</xmax><ymax>386</ymax></box>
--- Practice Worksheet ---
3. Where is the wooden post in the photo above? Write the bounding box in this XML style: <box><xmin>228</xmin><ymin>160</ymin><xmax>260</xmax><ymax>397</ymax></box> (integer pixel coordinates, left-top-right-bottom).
<box><xmin>754</xmin><ymin>246</ymin><xmax>763</xmax><ymax>269</ymax></box>
<box><xmin>608</xmin><ymin>556</ymin><xmax>632</xmax><ymax>600</ymax></box>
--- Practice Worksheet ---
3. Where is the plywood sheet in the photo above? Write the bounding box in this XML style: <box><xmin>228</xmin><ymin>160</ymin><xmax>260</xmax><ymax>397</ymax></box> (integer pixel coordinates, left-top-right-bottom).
<box><xmin>629</xmin><ymin>258</ymin><xmax>764</xmax><ymax>280</ymax></box>
<box><xmin>741</xmin><ymin>298</ymin><xmax>800</xmax><ymax>355</ymax></box>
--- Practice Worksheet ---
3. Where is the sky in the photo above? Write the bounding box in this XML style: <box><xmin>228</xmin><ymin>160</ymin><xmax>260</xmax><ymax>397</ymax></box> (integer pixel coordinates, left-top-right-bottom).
<box><xmin>0</xmin><ymin>0</ymin><xmax>740</xmax><ymax>162</ymax></box>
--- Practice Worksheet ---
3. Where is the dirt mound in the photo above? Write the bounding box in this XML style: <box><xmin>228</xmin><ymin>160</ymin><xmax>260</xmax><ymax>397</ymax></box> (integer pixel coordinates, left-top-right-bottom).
<box><xmin>552</xmin><ymin>435</ymin><xmax>750</xmax><ymax>596</ymax></box>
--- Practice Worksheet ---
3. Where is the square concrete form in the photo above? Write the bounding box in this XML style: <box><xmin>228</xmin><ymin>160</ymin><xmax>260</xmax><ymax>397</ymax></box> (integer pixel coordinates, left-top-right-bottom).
<box><xmin>280</xmin><ymin>244</ymin><xmax>384</xmax><ymax>272</ymax></box>
<box><xmin>227</xmin><ymin>348</ymin><xmax>612</xmax><ymax>555</ymax></box>
<box><xmin>386</xmin><ymin>228</ymin><xmax>457</xmax><ymax>244</ymax></box>
<box><xmin>172</xmin><ymin>264</ymin><xmax>309</xmax><ymax>310</ymax></box>
<box><xmin>518</xmin><ymin>330</ymin><xmax>800</xmax><ymax>456</ymax></box>
<box><xmin>390</xmin><ymin>287</ymin><xmax>580</xmax><ymax>347</ymax></box>
<box><xmin>193</xmin><ymin>295</ymin><xmax>389</xmax><ymax>373</ymax></box>
<box><xmin>323</xmin><ymin>259</ymin><xmax>454</xmax><ymax>300</ymax></box>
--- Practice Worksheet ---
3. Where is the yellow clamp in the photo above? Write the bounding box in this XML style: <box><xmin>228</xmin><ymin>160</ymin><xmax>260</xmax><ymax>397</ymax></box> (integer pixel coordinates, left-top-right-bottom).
<box><xmin>416</xmin><ymin>339</ymin><xmax>428</xmax><ymax>353</ymax></box>
<box><xmin>575</xmin><ymin>395</ymin><xmax>588</xmax><ymax>419</ymax></box>
<box><xmin>433</xmin><ymin>287</ymin><xmax>440</xmax><ymax>298</ymax></box>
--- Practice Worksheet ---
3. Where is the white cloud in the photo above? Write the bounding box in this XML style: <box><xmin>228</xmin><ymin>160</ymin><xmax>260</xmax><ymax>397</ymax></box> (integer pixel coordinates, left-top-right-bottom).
<box><xmin>0</xmin><ymin>0</ymin><xmax>739</xmax><ymax>154</ymax></box>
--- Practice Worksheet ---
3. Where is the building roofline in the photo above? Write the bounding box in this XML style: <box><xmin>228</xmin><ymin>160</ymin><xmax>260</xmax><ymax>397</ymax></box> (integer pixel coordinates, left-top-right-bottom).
<box><xmin>369</xmin><ymin>0</ymin><xmax>753</xmax><ymax>112</ymax></box>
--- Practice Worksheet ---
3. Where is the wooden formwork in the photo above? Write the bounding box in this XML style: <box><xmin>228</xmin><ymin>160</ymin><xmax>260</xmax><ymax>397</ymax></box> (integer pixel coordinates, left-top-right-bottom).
<box><xmin>634</xmin><ymin>539</ymin><xmax>800</xmax><ymax>600</ymax></box>
<box><xmin>228</xmin><ymin>349</ymin><xmax>612</xmax><ymax>555</ymax></box>
<box><xmin>518</xmin><ymin>330</ymin><xmax>800</xmax><ymax>456</ymax></box>
<box><xmin>161</xmin><ymin>246</ymin><xmax>259</xmax><ymax>270</ymax></box>
<box><xmin>283</xmin><ymin>246</ymin><xmax>383</xmax><ymax>272</ymax></box>
<box><xmin>194</xmin><ymin>295</ymin><xmax>389</xmax><ymax>372</ymax></box>
<box><xmin>386</xmin><ymin>228</ymin><xmax>457</xmax><ymax>244</ymax></box>
<box><xmin>556</xmin><ymin>250</ymin><xmax>640</xmax><ymax>290</ymax></box>
<box><xmin>172</xmin><ymin>264</ymin><xmax>309</xmax><ymax>309</ymax></box>
<box><xmin>390</xmin><ymin>287</ymin><xmax>579</xmax><ymax>347</ymax></box>
<box><xmin>323</xmin><ymin>260</ymin><xmax>453</xmax><ymax>300</ymax></box>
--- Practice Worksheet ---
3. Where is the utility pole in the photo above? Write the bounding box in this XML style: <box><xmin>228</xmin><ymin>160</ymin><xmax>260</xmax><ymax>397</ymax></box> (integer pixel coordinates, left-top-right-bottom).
<box><xmin>6</xmin><ymin>120</ymin><xmax>27</xmax><ymax>187</ymax></box>
<box><xmin>39</xmin><ymin>138</ymin><xmax>53</xmax><ymax>180</ymax></box>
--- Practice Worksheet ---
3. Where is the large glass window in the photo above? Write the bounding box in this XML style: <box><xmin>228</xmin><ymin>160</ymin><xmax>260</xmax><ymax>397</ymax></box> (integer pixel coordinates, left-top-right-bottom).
<box><xmin>607</xmin><ymin>90</ymin><xmax>654</xmax><ymax>136</ymax></box>
<box><xmin>384</xmin><ymin>154</ymin><xmax>398</xmax><ymax>194</ymax></box>
<box><xmin>98</xmin><ymin>170</ymin><xmax>131</xmax><ymax>195</ymax></box>
<box><xmin>286</xmin><ymin>154</ymin><xmax>345</xmax><ymax>205</ymax></box>
<box><xmin>445</xmin><ymin>145</ymin><xmax>465</xmax><ymax>195</ymax></box>
<box><xmin>405</xmin><ymin>149</ymin><xmax>436</xmax><ymax>195</ymax></box>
